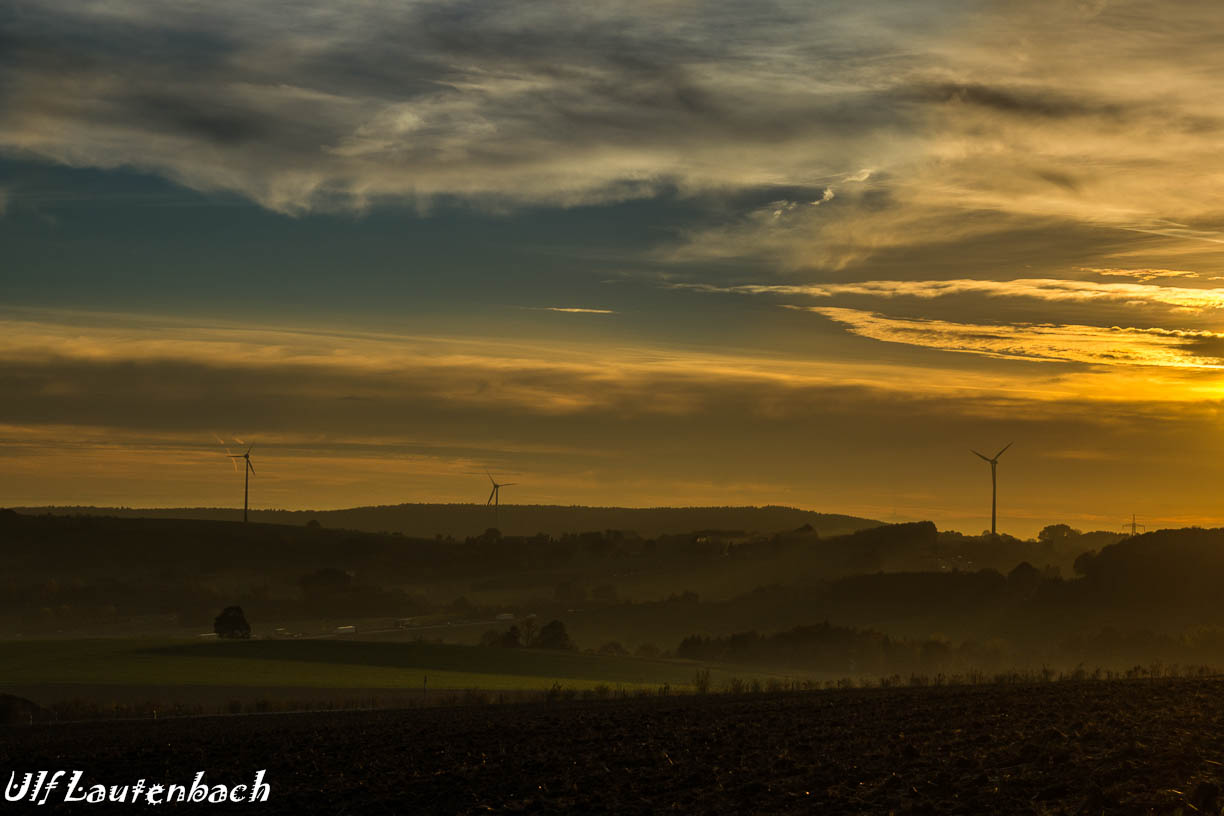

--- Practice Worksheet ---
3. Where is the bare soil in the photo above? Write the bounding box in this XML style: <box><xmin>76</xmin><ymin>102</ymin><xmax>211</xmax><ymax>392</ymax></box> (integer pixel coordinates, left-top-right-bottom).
<box><xmin>5</xmin><ymin>678</ymin><xmax>1224</xmax><ymax>814</ymax></box>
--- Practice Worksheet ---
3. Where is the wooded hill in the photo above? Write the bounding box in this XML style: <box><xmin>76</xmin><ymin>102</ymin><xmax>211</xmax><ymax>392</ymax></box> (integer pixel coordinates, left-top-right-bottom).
<box><xmin>12</xmin><ymin>503</ymin><xmax>879</xmax><ymax>539</ymax></box>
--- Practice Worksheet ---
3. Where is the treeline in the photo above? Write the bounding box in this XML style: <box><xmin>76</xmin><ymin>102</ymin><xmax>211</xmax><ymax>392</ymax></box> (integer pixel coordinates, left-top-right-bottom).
<box><xmin>0</xmin><ymin>512</ymin><xmax>1088</xmax><ymax>636</ymax></box>
<box><xmin>676</xmin><ymin>622</ymin><xmax>995</xmax><ymax>675</ymax></box>
<box><xmin>675</xmin><ymin>621</ymin><xmax>1224</xmax><ymax>676</ymax></box>
<box><xmin>0</xmin><ymin>567</ymin><xmax>435</xmax><ymax>631</ymax></box>
<box><xmin>478</xmin><ymin>619</ymin><xmax>575</xmax><ymax>650</ymax></box>
<box><xmin>0</xmin><ymin>511</ymin><xmax>1114</xmax><ymax>601</ymax></box>
<box><xmin>0</xmin><ymin>511</ymin><xmax>854</xmax><ymax>582</ymax></box>
<box><xmin>5</xmin><ymin>510</ymin><xmax>1221</xmax><ymax>650</ymax></box>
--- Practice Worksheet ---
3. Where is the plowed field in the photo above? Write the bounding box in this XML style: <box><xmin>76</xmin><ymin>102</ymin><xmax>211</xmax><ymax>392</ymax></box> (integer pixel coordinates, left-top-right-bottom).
<box><xmin>6</xmin><ymin>678</ymin><xmax>1224</xmax><ymax>814</ymax></box>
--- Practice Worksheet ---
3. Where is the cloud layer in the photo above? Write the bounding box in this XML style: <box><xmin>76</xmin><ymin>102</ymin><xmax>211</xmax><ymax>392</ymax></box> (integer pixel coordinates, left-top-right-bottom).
<box><xmin>0</xmin><ymin>0</ymin><xmax>935</xmax><ymax>212</ymax></box>
<box><xmin>2</xmin><ymin>0</ymin><xmax>1218</xmax><ymax>252</ymax></box>
<box><xmin>6</xmin><ymin>307</ymin><xmax>1224</xmax><ymax>534</ymax></box>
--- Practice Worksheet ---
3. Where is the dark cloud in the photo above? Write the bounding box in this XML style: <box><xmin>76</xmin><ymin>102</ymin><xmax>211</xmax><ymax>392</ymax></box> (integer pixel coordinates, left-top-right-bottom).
<box><xmin>1178</xmin><ymin>336</ymin><xmax>1224</xmax><ymax>360</ymax></box>
<box><xmin>1033</xmin><ymin>170</ymin><xmax>1081</xmax><ymax>193</ymax></box>
<box><xmin>128</xmin><ymin>95</ymin><xmax>273</xmax><ymax>147</ymax></box>
<box><xmin>0</xmin><ymin>5</ymin><xmax>238</xmax><ymax>77</ymax></box>
<box><xmin>910</xmin><ymin>82</ymin><xmax>1124</xmax><ymax>120</ymax></box>
<box><xmin>0</xmin><ymin>348</ymin><xmax>1054</xmax><ymax>517</ymax></box>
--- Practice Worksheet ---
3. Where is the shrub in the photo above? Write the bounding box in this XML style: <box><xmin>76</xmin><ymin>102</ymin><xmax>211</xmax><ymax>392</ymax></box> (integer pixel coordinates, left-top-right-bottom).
<box><xmin>214</xmin><ymin>606</ymin><xmax>251</xmax><ymax>639</ymax></box>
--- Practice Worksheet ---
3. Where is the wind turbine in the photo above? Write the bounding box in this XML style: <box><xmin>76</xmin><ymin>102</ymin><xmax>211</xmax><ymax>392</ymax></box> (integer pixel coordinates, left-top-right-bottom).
<box><xmin>486</xmin><ymin>471</ymin><xmax>517</xmax><ymax>528</ymax></box>
<box><xmin>970</xmin><ymin>442</ymin><xmax>1012</xmax><ymax>537</ymax></box>
<box><xmin>226</xmin><ymin>443</ymin><xmax>256</xmax><ymax>523</ymax></box>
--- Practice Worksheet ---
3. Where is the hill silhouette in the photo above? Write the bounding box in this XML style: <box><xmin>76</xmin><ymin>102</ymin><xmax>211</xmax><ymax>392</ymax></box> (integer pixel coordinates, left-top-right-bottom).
<box><xmin>11</xmin><ymin>503</ymin><xmax>879</xmax><ymax>539</ymax></box>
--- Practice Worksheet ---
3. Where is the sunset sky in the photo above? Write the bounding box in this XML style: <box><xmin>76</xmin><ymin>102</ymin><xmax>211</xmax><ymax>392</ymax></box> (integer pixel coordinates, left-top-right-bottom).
<box><xmin>4</xmin><ymin>0</ymin><xmax>1224</xmax><ymax>537</ymax></box>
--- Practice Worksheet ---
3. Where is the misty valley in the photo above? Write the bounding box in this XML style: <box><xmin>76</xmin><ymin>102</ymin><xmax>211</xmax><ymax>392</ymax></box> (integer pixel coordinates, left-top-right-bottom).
<box><xmin>7</xmin><ymin>506</ymin><xmax>1224</xmax><ymax>694</ymax></box>
<box><xmin>0</xmin><ymin>507</ymin><xmax>1215</xmax><ymax>675</ymax></box>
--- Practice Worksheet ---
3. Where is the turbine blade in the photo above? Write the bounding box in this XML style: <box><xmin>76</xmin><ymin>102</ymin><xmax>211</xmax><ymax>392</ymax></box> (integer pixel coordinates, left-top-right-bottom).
<box><xmin>994</xmin><ymin>441</ymin><xmax>1013</xmax><ymax>459</ymax></box>
<box><xmin>501</xmin><ymin>483</ymin><xmax>518</xmax><ymax>487</ymax></box>
<box><xmin>970</xmin><ymin>450</ymin><xmax>991</xmax><ymax>462</ymax></box>
<box><xmin>487</xmin><ymin>487</ymin><xmax>496</xmax><ymax>505</ymax></box>
<box><xmin>247</xmin><ymin>460</ymin><xmax>255</xmax><ymax>474</ymax></box>
<box><xmin>487</xmin><ymin>471</ymin><xmax>496</xmax><ymax>486</ymax></box>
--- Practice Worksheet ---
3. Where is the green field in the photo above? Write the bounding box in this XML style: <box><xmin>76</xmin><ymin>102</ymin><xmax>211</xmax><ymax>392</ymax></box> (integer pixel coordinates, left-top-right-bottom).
<box><xmin>0</xmin><ymin>638</ymin><xmax>809</xmax><ymax>698</ymax></box>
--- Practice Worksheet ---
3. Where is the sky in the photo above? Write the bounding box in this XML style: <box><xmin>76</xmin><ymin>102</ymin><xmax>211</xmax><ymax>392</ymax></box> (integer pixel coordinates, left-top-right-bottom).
<box><xmin>3</xmin><ymin>0</ymin><xmax>1224</xmax><ymax>537</ymax></box>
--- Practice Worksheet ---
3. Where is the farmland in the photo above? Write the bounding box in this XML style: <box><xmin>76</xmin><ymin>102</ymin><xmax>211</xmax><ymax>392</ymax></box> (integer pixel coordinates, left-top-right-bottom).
<box><xmin>6</xmin><ymin>677</ymin><xmax>1224</xmax><ymax>814</ymax></box>
<box><xmin>0</xmin><ymin>638</ymin><xmax>812</xmax><ymax>714</ymax></box>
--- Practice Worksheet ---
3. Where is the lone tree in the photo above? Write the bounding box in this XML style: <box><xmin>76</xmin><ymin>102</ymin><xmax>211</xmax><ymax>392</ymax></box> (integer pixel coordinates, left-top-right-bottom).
<box><xmin>214</xmin><ymin>606</ymin><xmax>251</xmax><ymax>639</ymax></box>
<box><xmin>536</xmin><ymin>619</ymin><xmax>576</xmax><ymax>651</ymax></box>
<box><xmin>1038</xmin><ymin>524</ymin><xmax>1081</xmax><ymax>545</ymax></box>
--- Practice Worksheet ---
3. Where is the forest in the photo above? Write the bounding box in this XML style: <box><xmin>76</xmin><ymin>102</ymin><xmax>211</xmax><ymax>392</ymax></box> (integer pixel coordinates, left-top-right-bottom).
<box><xmin>5</xmin><ymin>508</ymin><xmax>1222</xmax><ymax>674</ymax></box>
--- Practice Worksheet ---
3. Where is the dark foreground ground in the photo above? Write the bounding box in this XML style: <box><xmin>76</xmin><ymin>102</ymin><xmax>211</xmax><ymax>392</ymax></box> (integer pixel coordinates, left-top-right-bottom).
<box><xmin>5</xmin><ymin>678</ymin><xmax>1224</xmax><ymax>814</ymax></box>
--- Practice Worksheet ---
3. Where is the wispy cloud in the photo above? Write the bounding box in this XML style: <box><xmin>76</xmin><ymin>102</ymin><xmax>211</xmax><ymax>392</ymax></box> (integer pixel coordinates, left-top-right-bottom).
<box><xmin>525</xmin><ymin>307</ymin><xmax>618</xmax><ymax>315</ymax></box>
<box><xmin>675</xmin><ymin>279</ymin><xmax>1224</xmax><ymax>313</ymax></box>
<box><xmin>1081</xmin><ymin>267</ymin><xmax>1199</xmax><ymax>282</ymax></box>
<box><xmin>0</xmin><ymin>0</ymin><xmax>949</xmax><ymax>213</ymax></box>
<box><xmin>0</xmin><ymin>310</ymin><xmax>1028</xmax><ymax>416</ymax></box>
<box><xmin>795</xmin><ymin>306</ymin><xmax>1224</xmax><ymax>370</ymax></box>
<box><xmin>3</xmin><ymin>0</ymin><xmax>1220</xmax><ymax>255</ymax></box>
<box><xmin>4</xmin><ymin>308</ymin><xmax>1223</xmax><ymax>457</ymax></box>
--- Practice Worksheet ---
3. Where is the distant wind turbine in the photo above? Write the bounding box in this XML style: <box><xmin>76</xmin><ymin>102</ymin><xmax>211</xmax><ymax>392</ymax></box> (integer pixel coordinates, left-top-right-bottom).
<box><xmin>970</xmin><ymin>442</ymin><xmax>1012</xmax><ymax>537</ymax></box>
<box><xmin>486</xmin><ymin>471</ymin><xmax>517</xmax><ymax>528</ymax></box>
<box><xmin>225</xmin><ymin>442</ymin><xmax>256</xmax><ymax>523</ymax></box>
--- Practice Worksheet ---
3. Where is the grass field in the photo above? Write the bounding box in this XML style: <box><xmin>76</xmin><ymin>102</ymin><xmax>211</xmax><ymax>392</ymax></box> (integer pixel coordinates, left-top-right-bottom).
<box><xmin>0</xmin><ymin>638</ymin><xmax>811</xmax><ymax>701</ymax></box>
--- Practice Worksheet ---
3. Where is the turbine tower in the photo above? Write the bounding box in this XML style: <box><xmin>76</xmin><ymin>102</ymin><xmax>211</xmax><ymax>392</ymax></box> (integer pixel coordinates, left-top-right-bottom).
<box><xmin>486</xmin><ymin>471</ymin><xmax>517</xmax><ymax>528</ymax></box>
<box><xmin>970</xmin><ymin>442</ymin><xmax>1012</xmax><ymax>537</ymax></box>
<box><xmin>227</xmin><ymin>444</ymin><xmax>256</xmax><ymax>523</ymax></box>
